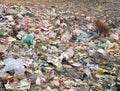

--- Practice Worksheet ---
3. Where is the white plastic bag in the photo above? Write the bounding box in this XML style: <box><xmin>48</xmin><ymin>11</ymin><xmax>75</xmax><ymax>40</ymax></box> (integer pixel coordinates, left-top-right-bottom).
<box><xmin>59</xmin><ymin>47</ymin><xmax>74</xmax><ymax>60</ymax></box>
<box><xmin>1</xmin><ymin>58</ymin><xmax>25</xmax><ymax>75</ymax></box>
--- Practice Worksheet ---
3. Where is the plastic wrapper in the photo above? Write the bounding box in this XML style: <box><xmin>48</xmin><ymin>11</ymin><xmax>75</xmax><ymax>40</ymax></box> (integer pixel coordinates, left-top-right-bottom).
<box><xmin>61</xmin><ymin>32</ymin><xmax>72</xmax><ymax>42</ymax></box>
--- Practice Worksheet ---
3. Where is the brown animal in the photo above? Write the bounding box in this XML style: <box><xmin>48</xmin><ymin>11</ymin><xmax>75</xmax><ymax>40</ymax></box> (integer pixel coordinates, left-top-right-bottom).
<box><xmin>95</xmin><ymin>19</ymin><xmax>111</xmax><ymax>37</ymax></box>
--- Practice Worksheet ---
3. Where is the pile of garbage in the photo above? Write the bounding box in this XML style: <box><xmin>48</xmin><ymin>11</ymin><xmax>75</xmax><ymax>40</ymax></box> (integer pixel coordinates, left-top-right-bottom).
<box><xmin>0</xmin><ymin>3</ymin><xmax>120</xmax><ymax>91</ymax></box>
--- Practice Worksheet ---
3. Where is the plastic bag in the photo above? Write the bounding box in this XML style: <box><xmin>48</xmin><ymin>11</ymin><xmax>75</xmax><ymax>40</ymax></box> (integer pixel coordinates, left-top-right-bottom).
<box><xmin>1</xmin><ymin>58</ymin><xmax>25</xmax><ymax>75</ymax></box>
<box><xmin>0</xmin><ymin>31</ymin><xmax>4</xmax><ymax>36</ymax></box>
<box><xmin>21</xmin><ymin>34</ymin><xmax>35</xmax><ymax>45</ymax></box>
<box><xmin>59</xmin><ymin>47</ymin><xmax>74</xmax><ymax>60</ymax></box>
<box><xmin>84</xmin><ymin>68</ymin><xmax>91</xmax><ymax>77</ymax></box>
